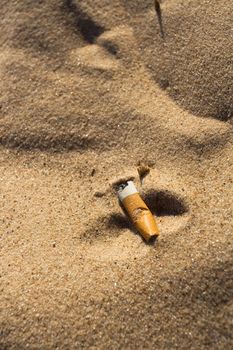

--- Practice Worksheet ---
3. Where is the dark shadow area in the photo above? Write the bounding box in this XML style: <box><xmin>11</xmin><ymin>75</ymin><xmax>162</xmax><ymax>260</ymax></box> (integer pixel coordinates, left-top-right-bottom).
<box><xmin>105</xmin><ymin>43</ymin><xmax>119</xmax><ymax>56</ymax></box>
<box><xmin>217</xmin><ymin>105</ymin><xmax>232</xmax><ymax>122</ymax></box>
<box><xmin>188</xmin><ymin>258</ymin><xmax>233</xmax><ymax>309</ymax></box>
<box><xmin>81</xmin><ymin>212</ymin><xmax>130</xmax><ymax>243</ymax></box>
<box><xmin>65</xmin><ymin>0</ymin><xmax>104</xmax><ymax>43</ymax></box>
<box><xmin>107</xmin><ymin>213</ymin><xmax>130</xmax><ymax>230</ymax></box>
<box><xmin>159</xmin><ymin>78</ymin><xmax>170</xmax><ymax>90</ymax></box>
<box><xmin>146</xmin><ymin>235</ymin><xmax>158</xmax><ymax>246</ymax></box>
<box><xmin>0</xmin><ymin>133</ymin><xmax>96</xmax><ymax>152</ymax></box>
<box><xmin>101</xmin><ymin>41</ymin><xmax>120</xmax><ymax>58</ymax></box>
<box><xmin>143</xmin><ymin>190</ymin><xmax>189</xmax><ymax>216</ymax></box>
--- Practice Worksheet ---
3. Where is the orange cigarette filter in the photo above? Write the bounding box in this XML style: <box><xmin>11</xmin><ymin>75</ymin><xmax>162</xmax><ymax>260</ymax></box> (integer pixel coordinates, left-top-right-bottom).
<box><xmin>118</xmin><ymin>181</ymin><xmax>159</xmax><ymax>242</ymax></box>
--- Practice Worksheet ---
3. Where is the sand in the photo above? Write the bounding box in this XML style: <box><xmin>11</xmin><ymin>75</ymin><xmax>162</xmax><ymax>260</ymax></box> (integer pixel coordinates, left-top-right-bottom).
<box><xmin>0</xmin><ymin>0</ymin><xmax>233</xmax><ymax>349</ymax></box>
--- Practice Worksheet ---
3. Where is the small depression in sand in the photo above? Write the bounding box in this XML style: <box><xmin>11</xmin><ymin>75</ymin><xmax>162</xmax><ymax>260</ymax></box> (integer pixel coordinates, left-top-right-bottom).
<box><xmin>143</xmin><ymin>189</ymin><xmax>190</xmax><ymax>238</ymax></box>
<box><xmin>82</xmin><ymin>189</ymin><xmax>190</xmax><ymax>262</ymax></box>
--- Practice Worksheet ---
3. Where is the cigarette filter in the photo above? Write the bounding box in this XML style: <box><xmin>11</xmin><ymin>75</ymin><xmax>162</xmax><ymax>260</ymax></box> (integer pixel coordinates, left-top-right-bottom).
<box><xmin>118</xmin><ymin>181</ymin><xmax>159</xmax><ymax>242</ymax></box>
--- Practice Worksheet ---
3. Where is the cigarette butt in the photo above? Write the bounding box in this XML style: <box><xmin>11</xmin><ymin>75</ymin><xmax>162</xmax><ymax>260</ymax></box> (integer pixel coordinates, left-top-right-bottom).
<box><xmin>118</xmin><ymin>181</ymin><xmax>159</xmax><ymax>242</ymax></box>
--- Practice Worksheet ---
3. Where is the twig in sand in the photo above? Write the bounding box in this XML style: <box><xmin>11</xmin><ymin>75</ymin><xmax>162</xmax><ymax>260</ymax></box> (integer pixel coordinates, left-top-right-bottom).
<box><xmin>137</xmin><ymin>163</ymin><xmax>150</xmax><ymax>185</ymax></box>
<box><xmin>154</xmin><ymin>0</ymin><xmax>165</xmax><ymax>39</ymax></box>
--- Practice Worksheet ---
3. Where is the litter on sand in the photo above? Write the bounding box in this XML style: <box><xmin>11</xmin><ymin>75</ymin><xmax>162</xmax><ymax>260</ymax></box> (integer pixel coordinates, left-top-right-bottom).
<box><xmin>118</xmin><ymin>181</ymin><xmax>159</xmax><ymax>242</ymax></box>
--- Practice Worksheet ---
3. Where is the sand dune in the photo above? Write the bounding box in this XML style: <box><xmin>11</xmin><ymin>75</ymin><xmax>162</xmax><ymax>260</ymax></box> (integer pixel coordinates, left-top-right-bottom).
<box><xmin>0</xmin><ymin>1</ymin><xmax>232</xmax><ymax>349</ymax></box>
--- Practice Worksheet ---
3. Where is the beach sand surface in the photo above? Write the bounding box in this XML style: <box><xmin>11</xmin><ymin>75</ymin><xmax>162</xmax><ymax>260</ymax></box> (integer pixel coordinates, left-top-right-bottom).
<box><xmin>0</xmin><ymin>1</ymin><xmax>233</xmax><ymax>349</ymax></box>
